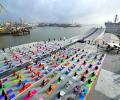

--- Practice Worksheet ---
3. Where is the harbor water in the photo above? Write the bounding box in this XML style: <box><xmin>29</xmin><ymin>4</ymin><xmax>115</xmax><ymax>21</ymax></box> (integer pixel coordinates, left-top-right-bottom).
<box><xmin>0</xmin><ymin>25</ymin><xmax>94</xmax><ymax>48</ymax></box>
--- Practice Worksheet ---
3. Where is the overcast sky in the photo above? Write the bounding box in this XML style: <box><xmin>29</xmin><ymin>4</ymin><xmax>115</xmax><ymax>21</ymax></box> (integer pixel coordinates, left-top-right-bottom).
<box><xmin>0</xmin><ymin>0</ymin><xmax>120</xmax><ymax>24</ymax></box>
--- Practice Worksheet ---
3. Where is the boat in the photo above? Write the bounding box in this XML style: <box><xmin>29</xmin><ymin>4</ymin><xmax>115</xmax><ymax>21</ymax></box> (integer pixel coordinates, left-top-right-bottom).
<box><xmin>0</xmin><ymin>27</ymin><xmax>11</xmax><ymax>35</ymax></box>
<box><xmin>105</xmin><ymin>14</ymin><xmax>120</xmax><ymax>38</ymax></box>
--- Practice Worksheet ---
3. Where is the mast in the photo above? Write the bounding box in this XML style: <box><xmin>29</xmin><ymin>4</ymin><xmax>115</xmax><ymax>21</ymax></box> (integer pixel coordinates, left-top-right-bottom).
<box><xmin>114</xmin><ymin>14</ymin><xmax>119</xmax><ymax>23</ymax></box>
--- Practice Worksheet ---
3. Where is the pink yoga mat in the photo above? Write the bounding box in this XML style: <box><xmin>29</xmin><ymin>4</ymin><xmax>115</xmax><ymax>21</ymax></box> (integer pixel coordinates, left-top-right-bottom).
<box><xmin>77</xmin><ymin>62</ymin><xmax>81</xmax><ymax>64</ymax></box>
<box><xmin>22</xmin><ymin>90</ymin><xmax>37</xmax><ymax>100</ymax></box>
<box><xmin>39</xmin><ymin>96</ymin><xmax>44</xmax><ymax>100</ymax></box>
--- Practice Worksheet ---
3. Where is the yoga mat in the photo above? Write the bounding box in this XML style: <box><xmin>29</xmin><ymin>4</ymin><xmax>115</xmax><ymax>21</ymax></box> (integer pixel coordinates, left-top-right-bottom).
<box><xmin>2</xmin><ymin>78</ymin><xmax>7</xmax><ymax>83</ymax></box>
<box><xmin>31</xmin><ymin>90</ymin><xmax>37</xmax><ymax>94</ymax></box>
<box><xmin>0</xmin><ymin>95</ymin><xmax>4</xmax><ymax>99</ymax></box>
<box><xmin>13</xmin><ymin>79</ymin><xmax>20</xmax><ymax>84</ymax></box>
<box><xmin>23</xmin><ymin>80</ymin><xmax>29</xmax><ymax>84</ymax></box>
<box><xmin>4</xmin><ymin>82</ymin><xmax>11</xmax><ymax>88</ymax></box>
<box><xmin>7</xmin><ymin>89</ymin><xmax>13</xmax><ymax>94</ymax></box>
<box><xmin>39</xmin><ymin>96</ymin><xmax>44</xmax><ymax>100</ymax></box>
<box><xmin>16</xmin><ymin>84</ymin><xmax>22</xmax><ymax>89</ymax></box>
<box><xmin>90</xmin><ymin>76</ymin><xmax>95</xmax><ymax>80</ymax></box>
<box><xmin>0</xmin><ymin>69</ymin><xmax>4</xmax><ymax>72</ymax></box>
<box><xmin>85</xmin><ymin>82</ymin><xmax>92</xmax><ymax>88</ymax></box>
<box><xmin>82</xmin><ymin>64</ymin><xmax>86</xmax><ymax>66</ymax></box>
<box><xmin>73</xmin><ymin>59</ymin><xmax>77</xmax><ymax>63</ymax></box>
<box><xmin>22</xmin><ymin>90</ymin><xmax>37</xmax><ymax>100</ymax></box>
<box><xmin>61</xmin><ymin>76</ymin><xmax>64</xmax><ymax>80</ymax></box>
<box><xmin>79</xmin><ymin>94</ymin><xmax>84</xmax><ymax>100</ymax></box>
<box><xmin>19</xmin><ymin>83</ymin><xmax>31</xmax><ymax>93</ymax></box>
<box><xmin>31</xmin><ymin>76</ymin><xmax>35</xmax><ymax>78</ymax></box>
<box><xmin>9</xmin><ymin>93</ymin><xmax>15</xmax><ymax>99</ymax></box>
<box><xmin>77</xmin><ymin>62</ymin><xmax>81</xmax><ymax>65</ymax></box>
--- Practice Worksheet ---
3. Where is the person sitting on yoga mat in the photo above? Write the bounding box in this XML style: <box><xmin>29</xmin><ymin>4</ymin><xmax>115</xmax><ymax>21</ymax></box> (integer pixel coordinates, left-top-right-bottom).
<box><xmin>88</xmin><ymin>64</ymin><xmax>92</xmax><ymax>68</ymax></box>
<box><xmin>94</xmin><ymin>55</ymin><xmax>97</xmax><ymax>59</ymax></box>
<box><xmin>78</xmin><ymin>48</ymin><xmax>80</xmax><ymax>51</ymax></box>
<box><xmin>66</xmin><ymin>55</ymin><xmax>69</xmax><ymax>59</ymax></box>
<box><xmin>83</xmin><ymin>61</ymin><xmax>86</xmax><ymax>65</ymax></box>
<box><xmin>2</xmin><ymin>89</ymin><xmax>5</xmax><ymax>96</ymax></box>
<box><xmin>57</xmin><ymin>92</ymin><xmax>61</xmax><ymax>99</ymax></box>
<box><xmin>91</xmin><ymin>72</ymin><xmax>95</xmax><ymax>77</ymax></box>
<box><xmin>80</xmin><ymin>76</ymin><xmax>86</xmax><ymax>82</ymax></box>
<box><xmin>41</xmin><ymin>80</ymin><xmax>45</xmax><ymax>86</ymax></box>
<box><xmin>29</xmin><ymin>56</ymin><xmax>32</xmax><ymax>60</ymax></box>
<box><xmin>16</xmin><ymin>74</ymin><xmax>21</xmax><ymax>79</ymax></box>
<box><xmin>85</xmin><ymin>70</ymin><xmax>88</xmax><ymax>74</ymax></box>
<box><xmin>2</xmin><ymin>48</ymin><xmax>5</xmax><ymax>52</ymax></box>
<box><xmin>76</xmin><ymin>54</ymin><xmax>78</xmax><ymax>57</ymax></box>
<box><xmin>34</xmin><ymin>60</ymin><xmax>38</xmax><ymax>65</ymax></box>
<box><xmin>95</xmin><ymin>66</ymin><xmax>98</xmax><ymax>70</ymax></box>
<box><xmin>4</xmin><ymin>91</ymin><xmax>10</xmax><ymax>100</ymax></box>
<box><xmin>39</xmin><ymin>63</ymin><xmax>41</xmax><ymax>66</ymax></box>
<box><xmin>58</xmin><ymin>77</ymin><xmax>62</xmax><ymax>82</ymax></box>
<box><xmin>13</xmin><ymin>71</ymin><xmax>16</xmax><ymax>76</ymax></box>
<box><xmin>28</xmin><ymin>91</ymin><xmax>32</xmax><ymax>97</ymax></box>
<box><xmin>22</xmin><ymin>83</ymin><xmax>26</xmax><ymax>89</ymax></box>
<box><xmin>80</xmin><ymin>56</ymin><xmax>83</xmax><ymax>59</ymax></box>
<box><xmin>88</xmin><ymin>79</ymin><xmax>92</xmax><ymax>84</ymax></box>
<box><xmin>20</xmin><ymin>59</ymin><xmax>22</xmax><ymax>64</ymax></box>
<box><xmin>71</xmin><ymin>57</ymin><xmax>74</xmax><ymax>61</ymax></box>
<box><xmin>18</xmin><ymin>80</ymin><xmax>22</xmax><ymax>86</ymax></box>
<box><xmin>48</xmin><ymin>85</ymin><xmax>52</xmax><ymax>91</ymax></box>
<box><xmin>61</xmin><ymin>59</ymin><xmax>63</xmax><ymax>63</ymax></box>
<box><xmin>0</xmin><ymin>80</ymin><xmax>3</xmax><ymax>89</ymax></box>
<box><xmin>8</xmin><ymin>64</ymin><xmax>13</xmax><ymax>69</ymax></box>
<box><xmin>77</xmin><ymin>59</ymin><xmax>80</xmax><ymax>62</ymax></box>
<box><xmin>82</xmin><ymin>49</ymin><xmax>84</xmax><ymax>52</ymax></box>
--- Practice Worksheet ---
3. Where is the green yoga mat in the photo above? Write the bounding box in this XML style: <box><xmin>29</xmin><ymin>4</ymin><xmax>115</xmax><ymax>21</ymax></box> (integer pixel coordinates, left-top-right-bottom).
<box><xmin>13</xmin><ymin>76</ymin><xmax>24</xmax><ymax>84</ymax></box>
<box><xmin>85</xmin><ymin>82</ymin><xmax>92</xmax><ymax>88</ymax></box>
<box><xmin>92</xmin><ymin>60</ymin><xmax>96</xmax><ymax>64</ymax></box>
<box><xmin>61</xmin><ymin>76</ymin><xmax>64</xmax><ymax>80</ymax></box>
<box><xmin>57</xmin><ymin>82</ymin><xmax>60</xmax><ymax>84</ymax></box>
<box><xmin>57</xmin><ymin>76</ymin><xmax>64</xmax><ymax>84</ymax></box>
<box><xmin>13</xmin><ymin>79</ymin><xmax>20</xmax><ymax>84</ymax></box>
<box><xmin>90</xmin><ymin>76</ymin><xmax>95</xmax><ymax>80</ymax></box>
<box><xmin>73</xmin><ymin>59</ymin><xmax>77</xmax><ymax>63</ymax></box>
<box><xmin>0</xmin><ymin>87</ymin><xmax>5</xmax><ymax>91</ymax></box>
<box><xmin>4</xmin><ymin>82</ymin><xmax>11</xmax><ymax>88</ymax></box>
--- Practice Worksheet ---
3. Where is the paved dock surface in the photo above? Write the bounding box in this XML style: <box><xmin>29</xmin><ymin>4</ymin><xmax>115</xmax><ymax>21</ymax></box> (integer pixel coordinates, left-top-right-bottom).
<box><xmin>1</xmin><ymin>27</ymin><xmax>120</xmax><ymax>100</ymax></box>
<box><xmin>88</xmin><ymin>33</ymin><xmax>120</xmax><ymax>100</ymax></box>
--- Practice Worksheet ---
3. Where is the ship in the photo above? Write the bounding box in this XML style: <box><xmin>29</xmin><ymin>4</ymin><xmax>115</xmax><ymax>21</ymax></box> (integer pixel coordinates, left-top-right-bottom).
<box><xmin>105</xmin><ymin>14</ymin><xmax>120</xmax><ymax>38</ymax></box>
<box><xmin>0</xmin><ymin>27</ymin><xmax>11</xmax><ymax>35</ymax></box>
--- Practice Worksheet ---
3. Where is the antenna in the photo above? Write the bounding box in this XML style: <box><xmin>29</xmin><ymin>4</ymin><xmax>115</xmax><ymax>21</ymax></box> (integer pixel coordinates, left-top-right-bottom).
<box><xmin>114</xmin><ymin>14</ymin><xmax>119</xmax><ymax>23</ymax></box>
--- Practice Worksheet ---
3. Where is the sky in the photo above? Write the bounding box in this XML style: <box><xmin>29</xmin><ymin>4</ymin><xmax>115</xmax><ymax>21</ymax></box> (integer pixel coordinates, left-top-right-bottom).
<box><xmin>0</xmin><ymin>0</ymin><xmax>120</xmax><ymax>24</ymax></box>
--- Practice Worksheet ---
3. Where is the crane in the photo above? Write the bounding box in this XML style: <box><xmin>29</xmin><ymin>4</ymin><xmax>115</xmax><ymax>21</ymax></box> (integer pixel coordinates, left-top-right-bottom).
<box><xmin>0</xmin><ymin>0</ymin><xmax>7</xmax><ymax>15</ymax></box>
<box><xmin>0</xmin><ymin>4</ymin><xmax>4</xmax><ymax>14</ymax></box>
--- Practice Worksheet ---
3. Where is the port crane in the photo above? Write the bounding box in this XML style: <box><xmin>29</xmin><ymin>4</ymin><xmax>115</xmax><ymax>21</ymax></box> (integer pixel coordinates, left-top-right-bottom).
<box><xmin>0</xmin><ymin>2</ymin><xmax>6</xmax><ymax>15</ymax></box>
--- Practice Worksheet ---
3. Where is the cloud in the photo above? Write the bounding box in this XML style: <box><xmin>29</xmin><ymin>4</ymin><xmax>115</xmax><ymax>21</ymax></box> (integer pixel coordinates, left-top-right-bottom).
<box><xmin>0</xmin><ymin>0</ymin><xmax>120</xmax><ymax>24</ymax></box>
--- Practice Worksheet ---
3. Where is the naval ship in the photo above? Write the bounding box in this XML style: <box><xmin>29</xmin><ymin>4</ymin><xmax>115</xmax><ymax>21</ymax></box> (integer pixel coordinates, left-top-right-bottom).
<box><xmin>105</xmin><ymin>14</ymin><xmax>120</xmax><ymax>38</ymax></box>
